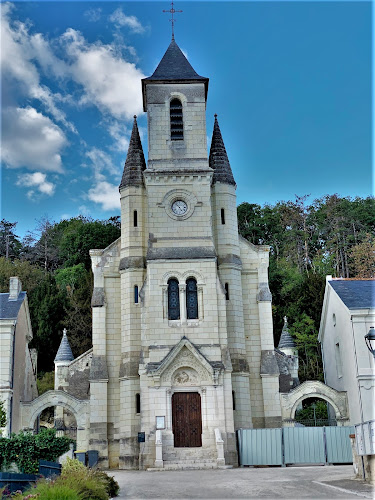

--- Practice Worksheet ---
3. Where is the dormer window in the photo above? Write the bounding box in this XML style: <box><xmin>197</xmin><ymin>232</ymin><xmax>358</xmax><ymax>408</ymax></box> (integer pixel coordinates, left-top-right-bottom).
<box><xmin>170</xmin><ymin>98</ymin><xmax>183</xmax><ymax>140</ymax></box>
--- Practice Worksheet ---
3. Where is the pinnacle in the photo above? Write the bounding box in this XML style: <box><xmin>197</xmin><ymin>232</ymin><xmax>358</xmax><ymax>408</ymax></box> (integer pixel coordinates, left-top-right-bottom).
<box><xmin>209</xmin><ymin>115</ymin><xmax>236</xmax><ymax>186</ymax></box>
<box><xmin>119</xmin><ymin>116</ymin><xmax>146</xmax><ymax>190</ymax></box>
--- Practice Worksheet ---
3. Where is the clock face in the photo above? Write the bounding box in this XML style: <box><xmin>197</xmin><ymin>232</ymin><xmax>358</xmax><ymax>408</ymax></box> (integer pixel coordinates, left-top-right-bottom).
<box><xmin>171</xmin><ymin>200</ymin><xmax>188</xmax><ymax>215</ymax></box>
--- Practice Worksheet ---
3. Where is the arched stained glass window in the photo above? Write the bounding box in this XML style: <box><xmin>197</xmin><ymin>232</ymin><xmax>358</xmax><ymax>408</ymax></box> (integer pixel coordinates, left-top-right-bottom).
<box><xmin>170</xmin><ymin>98</ymin><xmax>183</xmax><ymax>140</ymax></box>
<box><xmin>168</xmin><ymin>278</ymin><xmax>180</xmax><ymax>320</ymax></box>
<box><xmin>186</xmin><ymin>278</ymin><xmax>198</xmax><ymax>320</ymax></box>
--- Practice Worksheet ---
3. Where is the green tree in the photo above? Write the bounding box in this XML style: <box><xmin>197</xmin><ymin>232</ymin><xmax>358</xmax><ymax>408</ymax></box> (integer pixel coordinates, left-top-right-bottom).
<box><xmin>57</xmin><ymin>217</ymin><xmax>120</xmax><ymax>270</ymax></box>
<box><xmin>289</xmin><ymin>313</ymin><xmax>323</xmax><ymax>382</ymax></box>
<box><xmin>0</xmin><ymin>400</ymin><xmax>6</xmax><ymax>428</ymax></box>
<box><xmin>350</xmin><ymin>233</ymin><xmax>375</xmax><ymax>278</ymax></box>
<box><xmin>0</xmin><ymin>257</ymin><xmax>45</xmax><ymax>293</ymax></box>
<box><xmin>29</xmin><ymin>274</ymin><xmax>68</xmax><ymax>372</ymax></box>
<box><xmin>56</xmin><ymin>266</ymin><xmax>93</xmax><ymax>357</ymax></box>
<box><xmin>0</xmin><ymin>219</ymin><xmax>22</xmax><ymax>259</ymax></box>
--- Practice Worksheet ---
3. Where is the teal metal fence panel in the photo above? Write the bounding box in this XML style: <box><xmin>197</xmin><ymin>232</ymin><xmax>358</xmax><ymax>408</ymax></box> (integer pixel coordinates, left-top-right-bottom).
<box><xmin>238</xmin><ymin>428</ymin><xmax>283</xmax><ymax>466</ymax></box>
<box><xmin>283</xmin><ymin>427</ymin><xmax>326</xmax><ymax>464</ymax></box>
<box><xmin>325</xmin><ymin>426</ymin><xmax>354</xmax><ymax>463</ymax></box>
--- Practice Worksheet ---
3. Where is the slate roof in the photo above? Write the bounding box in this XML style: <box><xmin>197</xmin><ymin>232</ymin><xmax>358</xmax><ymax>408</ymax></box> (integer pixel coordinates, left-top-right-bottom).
<box><xmin>142</xmin><ymin>39</ymin><xmax>209</xmax><ymax>110</ymax></box>
<box><xmin>329</xmin><ymin>279</ymin><xmax>375</xmax><ymax>309</ymax></box>
<box><xmin>119</xmin><ymin>116</ymin><xmax>146</xmax><ymax>189</ymax></box>
<box><xmin>144</xmin><ymin>39</ymin><xmax>207</xmax><ymax>82</ymax></box>
<box><xmin>209</xmin><ymin>115</ymin><xmax>236</xmax><ymax>186</ymax></box>
<box><xmin>278</xmin><ymin>317</ymin><xmax>296</xmax><ymax>349</ymax></box>
<box><xmin>55</xmin><ymin>330</ymin><xmax>74</xmax><ymax>362</ymax></box>
<box><xmin>0</xmin><ymin>292</ymin><xmax>26</xmax><ymax>319</ymax></box>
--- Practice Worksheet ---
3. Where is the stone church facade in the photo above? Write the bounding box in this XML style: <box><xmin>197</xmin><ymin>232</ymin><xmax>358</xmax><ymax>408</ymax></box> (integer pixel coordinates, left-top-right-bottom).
<box><xmin>55</xmin><ymin>39</ymin><xmax>283</xmax><ymax>469</ymax></box>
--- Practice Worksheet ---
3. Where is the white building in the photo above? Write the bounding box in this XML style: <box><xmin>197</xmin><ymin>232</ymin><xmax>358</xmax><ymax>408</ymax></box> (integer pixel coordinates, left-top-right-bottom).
<box><xmin>85</xmin><ymin>38</ymin><xmax>283</xmax><ymax>469</ymax></box>
<box><xmin>319</xmin><ymin>276</ymin><xmax>375</xmax><ymax>425</ymax></box>
<box><xmin>0</xmin><ymin>277</ymin><xmax>38</xmax><ymax>436</ymax></box>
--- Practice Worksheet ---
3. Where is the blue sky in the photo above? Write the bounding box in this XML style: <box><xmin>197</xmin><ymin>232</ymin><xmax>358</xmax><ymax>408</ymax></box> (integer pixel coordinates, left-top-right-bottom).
<box><xmin>1</xmin><ymin>1</ymin><xmax>372</xmax><ymax>238</ymax></box>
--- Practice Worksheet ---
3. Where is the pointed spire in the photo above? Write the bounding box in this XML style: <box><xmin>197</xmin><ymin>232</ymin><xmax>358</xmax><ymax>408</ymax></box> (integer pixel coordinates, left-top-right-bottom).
<box><xmin>278</xmin><ymin>317</ymin><xmax>296</xmax><ymax>350</ymax></box>
<box><xmin>119</xmin><ymin>116</ymin><xmax>146</xmax><ymax>190</ymax></box>
<box><xmin>145</xmin><ymin>39</ymin><xmax>207</xmax><ymax>82</ymax></box>
<box><xmin>209</xmin><ymin>114</ymin><xmax>236</xmax><ymax>186</ymax></box>
<box><xmin>54</xmin><ymin>328</ymin><xmax>74</xmax><ymax>362</ymax></box>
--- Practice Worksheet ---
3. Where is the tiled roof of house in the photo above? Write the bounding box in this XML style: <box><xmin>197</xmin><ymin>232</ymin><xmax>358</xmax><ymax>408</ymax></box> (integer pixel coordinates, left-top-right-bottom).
<box><xmin>329</xmin><ymin>279</ymin><xmax>375</xmax><ymax>309</ymax></box>
<box><xmin>0</xmin><ymin>292</ymin><xmax>26</xmax><ymax>319</ymax></box>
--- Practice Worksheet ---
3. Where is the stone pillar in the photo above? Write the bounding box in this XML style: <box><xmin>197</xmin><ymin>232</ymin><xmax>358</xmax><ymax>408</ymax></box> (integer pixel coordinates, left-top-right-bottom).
<box><xmin>257</xmin><ymin>272</ymin><xmax>282</xmax><ymax>428</ymax></box>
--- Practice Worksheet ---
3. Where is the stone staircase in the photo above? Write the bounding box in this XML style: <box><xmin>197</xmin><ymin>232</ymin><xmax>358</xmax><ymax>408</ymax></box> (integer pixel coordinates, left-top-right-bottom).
<box><xmin>148</xmin><ymin>445</ymin><xmax>231</xmax><ymax>471</ymax></box>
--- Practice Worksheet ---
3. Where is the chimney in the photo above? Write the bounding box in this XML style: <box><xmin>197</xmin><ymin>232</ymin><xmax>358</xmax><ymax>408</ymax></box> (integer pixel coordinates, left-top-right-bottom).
<box><xmin>9</xmin><ymin>277</ymin><xmax>22</xmax><ymax>300</ymax></box>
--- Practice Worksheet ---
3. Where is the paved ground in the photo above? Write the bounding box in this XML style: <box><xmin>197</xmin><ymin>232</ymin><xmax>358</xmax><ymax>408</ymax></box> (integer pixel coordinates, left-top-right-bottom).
<box><xmin>109</xmin><ymin>465</ymin><xmax>374</xmax><ymax>499</ymax></box>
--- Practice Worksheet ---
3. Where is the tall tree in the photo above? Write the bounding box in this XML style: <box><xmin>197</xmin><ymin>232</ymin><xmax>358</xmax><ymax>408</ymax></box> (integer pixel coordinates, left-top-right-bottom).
<box><xmin>350</xmin><ymin>234</ymin><xmax>375</xmax><ymax>278</ymax></box>
<box><xmin>0</xmin><ymin>219</ymin><xmax>22</xmax><ymax>259</ymax></box>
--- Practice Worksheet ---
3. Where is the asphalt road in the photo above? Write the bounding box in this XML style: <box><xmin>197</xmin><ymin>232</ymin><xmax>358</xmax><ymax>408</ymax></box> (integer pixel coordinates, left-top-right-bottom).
<box><xmin>108</xmin><ymin>465</ymin><xmax>374</xmax><ymax>499</ymax></box>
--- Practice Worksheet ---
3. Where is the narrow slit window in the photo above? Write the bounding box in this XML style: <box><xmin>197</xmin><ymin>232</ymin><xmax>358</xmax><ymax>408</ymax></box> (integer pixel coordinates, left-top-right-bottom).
<box><xmin>136</xmin><ymin>393</ymin><xmax>141</xmax><ymax>414</ymax></box>
<box><xmin>134</xmin><ymin>285</ymin><xmax>139</xmax><ymax>304</ymax></box>
<box><xmin>170</xmin><ymin>98</ymin><xmax>183</xmax><ymax>141</ymax></box>
<box><xmin>221</xmin><ymin>208</ymin><xmax>225</xmax><ymax>225</ymax></box>
<box><xmin>133</xmin><ymin>210</ymin><xmax>138</xmax><ymax>227</ymax></box>
<box><xmin>186</xmin><ymin>278</ymin><xmax>198</xmax><ymax>319</ymax></box>
<box><xmin>232</xmin><ymin>391</ymin><xmax>236</xmax><ymax>410</ymax></box>
<box><xmin>168</xmin><ymin>278</ymin><xmax>180</xmax><ymax>320</ymax></box>
<box><xmin>225</xmin><ymin>283</ymin><xmax>230</xmax><ymax>301</ymax></box>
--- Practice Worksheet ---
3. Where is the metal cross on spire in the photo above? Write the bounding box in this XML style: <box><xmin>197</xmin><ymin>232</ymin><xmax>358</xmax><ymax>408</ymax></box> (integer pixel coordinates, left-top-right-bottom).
<box><xmin>163</xmin><ymin>1</ymin><xmax>182</xmax><ymax>40</ymax></box>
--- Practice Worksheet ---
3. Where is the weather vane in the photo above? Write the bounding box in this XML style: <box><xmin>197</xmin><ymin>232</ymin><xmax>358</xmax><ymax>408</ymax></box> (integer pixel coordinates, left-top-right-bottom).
<box><xmin>163</xmin><ymin>1</ymin><xmax>182</xmax><ymax>40</ymax></box>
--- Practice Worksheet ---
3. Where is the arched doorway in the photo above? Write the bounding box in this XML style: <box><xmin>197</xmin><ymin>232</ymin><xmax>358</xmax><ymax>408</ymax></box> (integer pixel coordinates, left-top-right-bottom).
<box><xmin>294</xmin><ymin>396</ymin><xmax>338</xmax><ymax>426</ymax></box>
<box><xmin>280</xmin><ymin>381</ymin><xmax>349</xmax><ymax>426</ymax></box>
<box><xmin>20</xmin><ymin>390</ymin><xmax>89</xmax><ymax>450</ymax></box>
<box><xmin>35</xmin><ymin>405</ymin><xmax>77</xmax><ymax>440</ymax></box>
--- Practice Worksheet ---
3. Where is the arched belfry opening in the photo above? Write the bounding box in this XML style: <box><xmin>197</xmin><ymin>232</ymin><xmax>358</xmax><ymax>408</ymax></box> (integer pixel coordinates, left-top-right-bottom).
<box><xmin>170</xmin><ymin>98</ymin><xmax>183</xmax><ymax>140</ymax></box>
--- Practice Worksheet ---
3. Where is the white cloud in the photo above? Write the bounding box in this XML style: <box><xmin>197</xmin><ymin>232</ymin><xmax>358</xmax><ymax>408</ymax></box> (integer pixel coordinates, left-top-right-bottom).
<box><xmin>108</xmin><ymin>120</ymin><xmax>130</xmax><ymax>152</ymax></box>
<box><xmin>85</xmin><ymin>147</ymin><xmax>121</xmax><ymax>178</ymax></box>
<box><xmin>17</xmin><ymin>171</ymin><xmax>56</xmax><ymax>197</ymax></box>
<box><xmin>61</xmin><ymin>28</ymin><xmax>145</xmax><ymax>120</ymax></box>
<box><xmin>2</xmin><ymin>106</ymin><xmax>67</xmax><ymax>172</ymax></box>
<box><xmin>87</xmin><ymin>181</ymin><xmax>120</xmax><ymax>210</ymax></box>
<box><xmin>0</xmin><ymin>5</ymin><xmax>75</xmax><ymax>131</ymax></box>
<box><xmin>84</xmin><ymin>8</ymin><xmax>102</xmax><ymax>23</ymax></box>
<box><xmin>109</xmin><ymin>9</ymin><xmax>145</xmax><ymax>34</ymax></box>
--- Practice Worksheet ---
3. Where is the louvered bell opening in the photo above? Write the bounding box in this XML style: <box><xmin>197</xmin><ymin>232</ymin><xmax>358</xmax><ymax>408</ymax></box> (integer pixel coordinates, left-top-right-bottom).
<box><xmin>170</xmin><ymin>98</ymin><xmax>183</xmax><ymax>140</ymax></box>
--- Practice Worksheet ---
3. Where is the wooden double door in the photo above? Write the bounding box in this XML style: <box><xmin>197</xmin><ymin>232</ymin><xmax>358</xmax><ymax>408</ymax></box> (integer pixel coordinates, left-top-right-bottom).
<box><xmin>172</xmin><ymin>392</ymin><xmax>202</xmax><ymax>447</ymax></box>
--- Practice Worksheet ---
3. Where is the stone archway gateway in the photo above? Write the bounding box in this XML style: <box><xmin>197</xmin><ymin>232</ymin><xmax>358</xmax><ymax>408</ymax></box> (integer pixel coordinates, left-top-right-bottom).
<box><xmin>280</xmin><ymin>381</ymin><xmax>349</xmax><ymax>425</ymax></box>
<box><xmin>20</xmin><ymin>390</ymin><xmax>89</xmax><ymax>450</ymax></box>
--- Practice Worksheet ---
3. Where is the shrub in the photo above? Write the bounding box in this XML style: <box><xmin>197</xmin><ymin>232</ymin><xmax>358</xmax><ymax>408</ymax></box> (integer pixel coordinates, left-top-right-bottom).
<box><xmin>13</xmin><ymin>479</ymin><xmax>81</xmax><ymax>499</ymax></box>
<box><xmin>0</xmin><ymin>429</ymin><xmax>73</xmax><ymax>473</ymax></box>
<box><xmin>93</xmin><ymin>471</ymin><xmax>120</xmax><ymax>498</ymax></box>
<box><xmin>59</xmin><ymin>458</ymin><xmax>111</xmax><ymax>499</ymax></box>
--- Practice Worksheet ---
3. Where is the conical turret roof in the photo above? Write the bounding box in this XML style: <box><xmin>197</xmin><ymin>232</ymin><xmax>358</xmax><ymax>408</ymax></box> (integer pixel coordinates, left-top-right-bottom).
<box><xmin>278</xmin><ymin>317</ymin><xmax>296</xmax><ymax>350</ymax></box>
<box><xmin>119</xmin><ymin>116</ymin><xmax>146</xmax><ymax>190</ymax></box>
<box><xmin>55</xmin><ymin>329</ymin><xmax>74</xmax><ymax>362</ymax></box>
<box><xmin>142</xmin><ymin>39</ymin><xmax>209</xmax><ymax>111</ymax></box>
<box><xmin>209</xmin><ymin>115</ymin><xmax>236</xmax><ymax>186</ymax></box>
<box><xmin>145</xmin><ymin>39</ymin><xmax>207</xmax><ymax>82</ymax></box>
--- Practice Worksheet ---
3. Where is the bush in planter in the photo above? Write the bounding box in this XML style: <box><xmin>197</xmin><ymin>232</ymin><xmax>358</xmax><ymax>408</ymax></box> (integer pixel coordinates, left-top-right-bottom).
<box><xmin>0</xmin><ymin>429</ymin><xmax>73</xmax><ymax>474</ymax></box>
